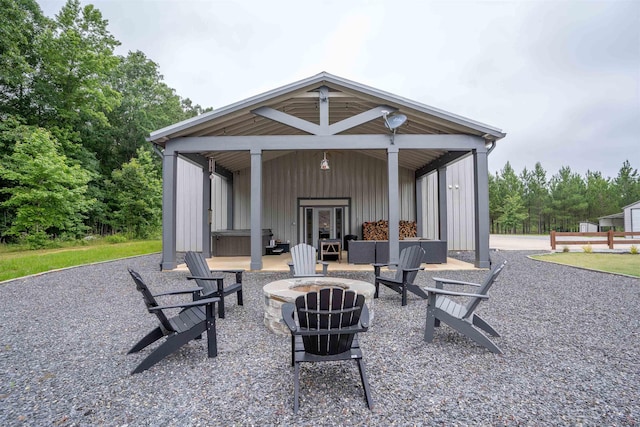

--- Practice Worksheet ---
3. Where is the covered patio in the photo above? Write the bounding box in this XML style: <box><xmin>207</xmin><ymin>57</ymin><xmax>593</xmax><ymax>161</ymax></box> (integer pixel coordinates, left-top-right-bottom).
<box><xmin>148</xmin><ymin>72</ymin><xmax>506</xmax><ymax>271</ymax></box>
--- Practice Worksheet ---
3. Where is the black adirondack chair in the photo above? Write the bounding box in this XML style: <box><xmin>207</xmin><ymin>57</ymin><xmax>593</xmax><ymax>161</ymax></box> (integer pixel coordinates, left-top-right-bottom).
<box><xmin>423</xmin><ymin>260</ymin><xmax>507</xmax><ymax>354</ymax></box>
<box><xmin>282</xmin><ymin>287</ymin><xmax>373</xmax><ymax>413</ymax></box>
<box><xmin>127</xmin><ymin>269</ymin><xmax>219</xmax><ymax>374</ymax></box>
<box><xmin>184</xmin><ymin>251</ymin><xmax>243</xmax><ymax>319</ymax></box>
<box><xmin>373</xmin><ymin>245</ymin><xmax>427</xmax><ymax>306</ymax></box>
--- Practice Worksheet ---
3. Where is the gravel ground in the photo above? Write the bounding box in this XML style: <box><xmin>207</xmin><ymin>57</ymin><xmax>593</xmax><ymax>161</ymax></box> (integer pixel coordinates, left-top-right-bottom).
<box><xmin>1</xmin><ymin>250</ymin><xmax>638</xmax><ymax>426</ymax></box>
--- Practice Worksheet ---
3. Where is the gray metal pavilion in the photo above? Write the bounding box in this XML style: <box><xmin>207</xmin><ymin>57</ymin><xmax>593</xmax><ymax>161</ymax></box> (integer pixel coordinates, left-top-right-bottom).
<box><xmin>147</xmin><ymin>72</ymin><xmax>506</xmax><ymax>270</ymax></box>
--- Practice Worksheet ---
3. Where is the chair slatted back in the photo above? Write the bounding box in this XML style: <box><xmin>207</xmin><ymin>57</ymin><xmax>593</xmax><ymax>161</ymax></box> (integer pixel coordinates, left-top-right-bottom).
<box><xmin>462</xmin><ymin>260</ymin><xmax>507</xmax><ymax>318</ymax></box>
<box><xmin>393</xmin><ymin>245</ymin><xmax>426</xmax><ymax>283</ymax></box>
<box><xmin>185</xmin><ymin>251</ymin><xmax>220</xmax><ymax>294</ymax></box>
<box><xmin>295</xmin><ymin>288</ymin><xmax>364</xmax><ymax>355</ymax></box>
<box><xmin>128</xmin><ymin>269</ymin><xmax>175</xmax><ymax>334</ymax></box>
<box><xmin>291</xmin><ymin>243</ymin><xmax>319</xmax><ymax>276</ymax></box>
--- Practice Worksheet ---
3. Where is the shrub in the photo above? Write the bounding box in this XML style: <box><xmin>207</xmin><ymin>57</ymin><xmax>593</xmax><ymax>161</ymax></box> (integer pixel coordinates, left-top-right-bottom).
<box><xmin>582</xmin><ymin>244</ymin><xmax>593</xmax><ymax>253</ymax></box>
<box><xmin>562</xmin><ymin>246</ymin><xmax>570</xmax><ymax>253</ymax></box>
<box><xmin>631</xmin><ymin>245</ymin><xmax>638</xmax><ymax>255</ymax></box>
<box><xmin>24</xmin><ymin>231</ymin><xmax>50</xmax><ymax>249</ymax></box>
<box><xmin>105</xmin><ymin>234</ymin><xmax>128</xmax><ymax>244</ymax></box>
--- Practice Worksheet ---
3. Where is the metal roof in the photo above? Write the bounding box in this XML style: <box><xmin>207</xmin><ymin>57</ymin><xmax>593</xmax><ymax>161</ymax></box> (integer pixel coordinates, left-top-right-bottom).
<box><xmin>148</xmin><ymin>72</ymin><xmax>506</xmax><ymax>173</ymax></box>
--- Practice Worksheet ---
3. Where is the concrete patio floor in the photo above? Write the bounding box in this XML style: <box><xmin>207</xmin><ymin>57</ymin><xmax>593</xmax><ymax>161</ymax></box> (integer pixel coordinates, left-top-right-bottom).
<box><xmin>175</xmin><ymin>252</ymin><xmax>479</xmax><ymax>273</ymax></box>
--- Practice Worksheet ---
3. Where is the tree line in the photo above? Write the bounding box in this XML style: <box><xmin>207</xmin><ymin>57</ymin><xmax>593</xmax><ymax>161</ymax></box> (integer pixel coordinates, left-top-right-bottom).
<box><xmin>0</xmin><ymin>0</ymin><xmax>208</xmax><ymax>247</ymax></box>
<box><xmin>489</xmin><ymin>161</ymin><xmax>640</xmax><ymax>234</ymax></box>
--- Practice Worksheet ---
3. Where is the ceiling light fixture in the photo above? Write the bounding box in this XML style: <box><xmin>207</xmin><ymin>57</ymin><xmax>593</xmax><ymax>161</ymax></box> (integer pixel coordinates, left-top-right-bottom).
<box><xmin>320</xmin><ymin>152</ymin><xmax>330</xmax><ymax>171</ymax></box>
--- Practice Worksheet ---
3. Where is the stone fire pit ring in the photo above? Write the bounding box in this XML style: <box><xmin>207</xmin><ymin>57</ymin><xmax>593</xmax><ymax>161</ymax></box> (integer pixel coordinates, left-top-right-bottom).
<box><xmin>263</xmin><ymin>277</ymin><xmax>375</xmax><ymax>335</ymax></box>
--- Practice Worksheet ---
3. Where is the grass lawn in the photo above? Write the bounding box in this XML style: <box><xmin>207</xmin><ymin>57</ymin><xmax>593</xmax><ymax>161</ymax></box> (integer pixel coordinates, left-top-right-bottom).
<box><xmin>531</xmin><ymin>253</ymin><xmax>640</xmax><ymax>278</ymax></box>
<box><xmin>0</xmin><ymin>240</ymin><xmax>162</xmax><ymax>282</ymax></box>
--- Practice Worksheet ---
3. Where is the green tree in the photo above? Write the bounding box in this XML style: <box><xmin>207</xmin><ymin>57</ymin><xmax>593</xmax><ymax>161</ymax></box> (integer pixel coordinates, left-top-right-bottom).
<box><xmin>0</xmin><ymin>123</ymin><xmax>93</xmax><ymax>246</ymax></box>
<box><xmin>549</xmin><ymin>166</ymin><xmax>588</xmax><ymax>231</ymax></box>
<box><xmin>488</xmin><ymin>172</ymin><xmax>501</xmax><ymax>233</ymax></box>
<box><xmin>585</xmin><ymin>171</ymin><xmax>616</xmax><ymax>221</ymax></box>
<box><xmin>0</xmin><ymin>0</ymin><xmax>47</xmax><ymax>122</ymax></box>
<box><xmin>106</xmin><ymin>148</ymin><xmax>162</xmax><ymax>238</ymax></box>
<box><xmin>613</xmin><ymin>160</ymin><xmax>640</xmax><ymax>209</ymax></box>
<box><xmin>493</xmin><ymin>162</ymin><xmax>526</xmax><ymax>233</ymax></box>
<box><xmin>526</xmin><ymin>163</ymin><xmax>550</xmax><ymax>233</ymax></box>
<box><xmin>98</xmin><ymin>50</ymin><xmax>187</xmax><ymax>174</ymax></box>
<box><xmin>497</xmin><ymin>193</ymin><xmax>528</xmax><ymax>233</ymax></box>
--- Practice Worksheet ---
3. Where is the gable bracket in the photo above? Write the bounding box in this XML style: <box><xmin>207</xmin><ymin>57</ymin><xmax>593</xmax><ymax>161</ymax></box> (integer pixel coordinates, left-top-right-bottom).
<box><xmin>328</xmin><ymin>105</ymin><xmax>397</xmax><ymax>135</ymax></box>
<box><xmin>251</xmin><ymin>106</ymin><xmax>320</xmax><ymax>135</ymax></box>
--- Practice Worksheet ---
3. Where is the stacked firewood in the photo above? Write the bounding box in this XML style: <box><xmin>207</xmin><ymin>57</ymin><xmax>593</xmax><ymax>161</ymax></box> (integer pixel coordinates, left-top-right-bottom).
<box><xmin>362</xmin><ymin>220</ymin><xmax>417</xmax><ymax>240</ymax></box>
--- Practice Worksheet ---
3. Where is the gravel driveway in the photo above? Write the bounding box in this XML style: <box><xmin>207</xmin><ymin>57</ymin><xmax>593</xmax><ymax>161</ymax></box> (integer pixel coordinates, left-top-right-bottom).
<box><xmin>1</xmin><ymin>251</ymin><xmax>638</xmax><ymax>426</ymax></box>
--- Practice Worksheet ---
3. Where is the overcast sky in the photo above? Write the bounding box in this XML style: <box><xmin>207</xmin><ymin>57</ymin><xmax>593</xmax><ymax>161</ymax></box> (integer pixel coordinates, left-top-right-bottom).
<box><xmin>38</xmin><ymin>0</ymin><xmax>639</xmax><ymax>179</ymax></box>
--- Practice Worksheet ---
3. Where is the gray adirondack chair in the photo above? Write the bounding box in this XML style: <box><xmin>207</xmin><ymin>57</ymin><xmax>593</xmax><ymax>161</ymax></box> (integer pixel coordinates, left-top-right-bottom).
<box><xmin>127</xmin><ymin>269</ymin><xmax>219</xmax><ymax>374</ymax></box>
<box><xmin>184</xmin><ymin>251</ymin><xmax>243</xmax><ymax>319</ymax></box>
<box><xmin>287</xmin><ymin>243</ymin><xmax>329</xmax><ymax>277</ymax></box>
<box><xmin>373</xmin><ymin>245</ymin><xmax>427</xmax><ymax>306</ymax></box>
<box><xmin>281</xmin><ymin>287</ymin><xmax>373</xmax><ymax>413</ymax></box>
<box><xmin>423</xmin><ymin>260</ymin><xmax>507</xmax><ymax>354</ymax></box>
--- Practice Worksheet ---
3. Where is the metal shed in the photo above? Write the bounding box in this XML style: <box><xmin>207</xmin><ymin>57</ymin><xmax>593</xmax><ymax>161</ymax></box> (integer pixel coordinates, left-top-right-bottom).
<box><xmin>623</xmin><ymin>200</ymin><xmax>640</xmax><ymax>233</ymax></box>
<box><xmin>148</xmin><ymin>72</ymin><xmax>506</xmax><ymax>270</ymax></box>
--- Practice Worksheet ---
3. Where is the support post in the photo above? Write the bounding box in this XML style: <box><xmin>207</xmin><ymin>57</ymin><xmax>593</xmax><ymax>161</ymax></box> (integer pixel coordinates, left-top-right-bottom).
<box><xmin>202</xmin><ymin>168</ymin><xmax>211</xmax><ymax>257</ymax></box>
<box><xmin>473</xmin><ymin>148</ymin><xmax>491</xmax><ymax>268</ymax></box>
<box><xmin>161</xmin><ymin>152</ymin><xmax>178</xmax><ymax>270</ymax></box>
<box><xmin>416</xmin><ymin>177</ymin><xmax>424</xmax><ymax>237</ymax></box>
<box><xmin>438</xmin><ymin>166</ymin><xmax>448</xmax><ymax>242</ymax></box>
<box><xmin>388</xmin><ymin>147</ymin><xmax>400</xmax><ymax>265</ymax></box>
<box><xmin>250</xmin><ymin>149</ymin><xmax>263</xmax><ymax>270</ymax></box>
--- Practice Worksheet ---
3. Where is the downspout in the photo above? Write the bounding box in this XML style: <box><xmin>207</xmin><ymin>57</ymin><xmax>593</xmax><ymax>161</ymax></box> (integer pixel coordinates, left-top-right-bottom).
<box><xmin>151</xmin><ymin>143</ymin><xmax>164</xmax><ymax>159</ymax></box>
<box><xmin>485</xmin><ymin>139</ymin><xmax>496</xmax><ymax>155</ymax></box>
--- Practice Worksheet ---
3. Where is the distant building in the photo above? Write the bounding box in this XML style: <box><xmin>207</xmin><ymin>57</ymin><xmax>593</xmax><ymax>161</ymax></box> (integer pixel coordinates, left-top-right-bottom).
<box><xmin>623</xmin><ymin>200</ymin><xmax>640</xmax><ymax>233</ymax></box>
<box><xmin>598</xmin><ymin>199</ymin><xmax>640</xmax><ymax>233</ymax></box>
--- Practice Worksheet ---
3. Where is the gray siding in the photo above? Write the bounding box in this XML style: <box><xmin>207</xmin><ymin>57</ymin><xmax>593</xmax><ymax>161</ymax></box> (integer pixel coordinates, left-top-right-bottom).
<box><xmin>176</xmin><ymin>158</ymin><xmax>202</xmax><ymax>251</ymax></box>
<box><xmin>624</xmin><ymin>201</ymin><xmax>640</xmax><ymax>232</ymax></box>
<box><xmin>446</xmin><ymin>156</ymin><xmax>475</xmax><ymax>250</ymax></box>
<box><xmin>421</xmin><ymin>172</ymin><xmax>440</xmax><ymax>240</ymax></box>
<box><xmin>418</xmin><ymin>157</ymin><xmax>475</xmax><ymax>250</ymax></box>
<box><xmin>231</xmin><ymin>151</ymin><xmax>415</xmax><ymax>244</ymax></box>
<box><xmin>211</xmin><ymin>175</ymin><xmax>229</xmax><ymax>231</ymax></box>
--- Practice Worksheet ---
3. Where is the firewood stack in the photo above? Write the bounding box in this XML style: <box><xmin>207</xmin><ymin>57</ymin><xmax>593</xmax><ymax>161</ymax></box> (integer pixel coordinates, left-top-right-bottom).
<box><xmin>362</xmin><ymin>220</ymin><xmax>417</xmax><ymax>240</ymax></box>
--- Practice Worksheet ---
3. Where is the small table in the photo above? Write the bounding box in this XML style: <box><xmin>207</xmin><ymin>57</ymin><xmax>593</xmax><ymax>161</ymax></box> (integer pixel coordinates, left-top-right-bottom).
<box><xmin>320</xmin><ymin>239</ymin><xmax>342</xmax><ymax>262</ymax></box>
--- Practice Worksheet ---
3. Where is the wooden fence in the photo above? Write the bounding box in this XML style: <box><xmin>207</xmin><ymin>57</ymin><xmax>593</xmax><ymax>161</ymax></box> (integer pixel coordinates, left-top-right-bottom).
<box><xmin>550</xmin><ymin>230</ymin><xmax>640</xmax><ymax>250</ymax></box>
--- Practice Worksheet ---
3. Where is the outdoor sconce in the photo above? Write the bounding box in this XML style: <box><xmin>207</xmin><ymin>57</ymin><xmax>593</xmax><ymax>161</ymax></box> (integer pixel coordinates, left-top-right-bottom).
<box><xmin>320</xmin><ymin>152</ymin><xmax>330</xmax><ymax>170</ymax></box>
<box><xmin>381</xmin><ymin>110</ymin><xmax>407</xmax><ymax>144</ymax></box>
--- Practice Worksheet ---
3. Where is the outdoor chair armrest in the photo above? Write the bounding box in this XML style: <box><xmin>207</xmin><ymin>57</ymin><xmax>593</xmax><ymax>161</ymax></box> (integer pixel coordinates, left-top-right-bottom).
<box><xmin>432</xmin><ymin>277</ymin><xmax>481</xmax><ymax>287</ymax></box>
<box><xmin>282</xmin><ymin>303</ymin><xmax>297</xmax><ymax>332</ymax></box>
<box><xmin>422</xmin><ymin>286</ymin><xmax>490</xmax><ymax>299</ymax></box>
<box><xmin>186</xmin><ymin>275</ymin><xmax>224</xmax><ymax>281</ymax></box>
<box><xmin>148</xmin><ymin>296</ymin><xmax>221</xmax><ymax>312</ymax></box>
<box><xmin>360</xmin><ymin>303</ymin><xmax>370</xmax><ymax>329</ymax></box>
<box><xmin>372</xmin><ymin>263</ymin><xmax>390</xmax><ymax>268</ymax></box>
<box><xmin>153</xmin><ymin>286</ymin><xmax>203</xmax><ymax>296</ymax></box>
<box><xmin>294</xmin><ymin>324</ymin><xmax>368</xmax><ymax>336</ymax></box>
<box><xmin>211</xmin><ymin>269</ymin><xmax>245</xmax><ymax>274</ymax></box>
<box><xmin>401</xmin><ymin>267</ymin><xmax>424</xmax><ymax>272</ymax></box>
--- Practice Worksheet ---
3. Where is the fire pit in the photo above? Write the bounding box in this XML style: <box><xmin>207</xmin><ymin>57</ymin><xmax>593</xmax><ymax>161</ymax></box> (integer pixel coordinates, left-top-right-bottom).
<box><xmin>263</xmin><ymin>277</ymin><xmax>375</xmax><ymax>335</ymax></box>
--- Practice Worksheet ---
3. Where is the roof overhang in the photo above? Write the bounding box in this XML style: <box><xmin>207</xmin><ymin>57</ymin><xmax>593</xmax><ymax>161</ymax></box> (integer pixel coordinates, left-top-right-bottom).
<box><xmin>148</xmin><ymin>72</ymin><xmax>506</xmax><ymax>173</ymax></box>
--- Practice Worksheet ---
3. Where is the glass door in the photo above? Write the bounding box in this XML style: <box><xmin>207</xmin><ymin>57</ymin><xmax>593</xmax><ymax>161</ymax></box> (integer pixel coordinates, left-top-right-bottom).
<box><xmin>303</xmin><ymin>207</ymin><xmax>344</xmax><ymax>248</ymax></box>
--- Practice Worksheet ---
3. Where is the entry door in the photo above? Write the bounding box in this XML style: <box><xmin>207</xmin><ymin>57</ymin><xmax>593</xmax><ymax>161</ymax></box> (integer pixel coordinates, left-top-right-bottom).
<box><xmin>304</xmin><ymin>207</ymin><xmax>344</xmax><ymax>247</ymax></box>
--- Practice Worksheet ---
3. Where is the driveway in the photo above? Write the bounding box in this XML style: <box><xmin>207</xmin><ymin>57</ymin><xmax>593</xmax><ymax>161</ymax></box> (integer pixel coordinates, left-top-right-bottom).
<box><xmin>490</xmin><ymin>234</ymin><xmax>551</xmax><ymax>251</ymax></box>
